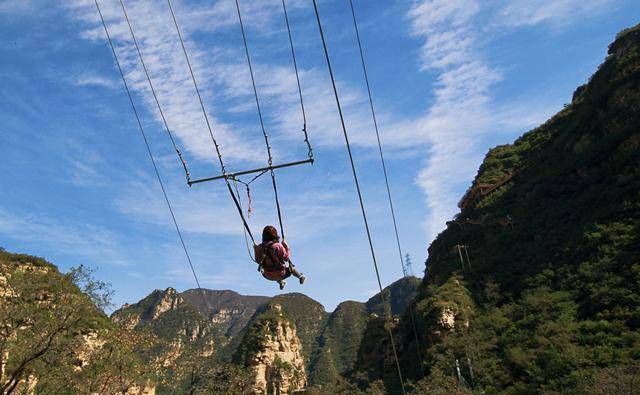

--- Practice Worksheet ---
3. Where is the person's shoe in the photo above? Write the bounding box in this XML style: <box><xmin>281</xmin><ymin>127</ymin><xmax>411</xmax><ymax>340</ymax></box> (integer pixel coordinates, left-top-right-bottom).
<box><xmin>299</xmin><ymin>275</ymin><xmax>306</xmax><ymax>285</ymax></box>
<box><xmin>279</xmin><ymin>280</ymin><xmax>287</xmax><ymax>290</ymax></box>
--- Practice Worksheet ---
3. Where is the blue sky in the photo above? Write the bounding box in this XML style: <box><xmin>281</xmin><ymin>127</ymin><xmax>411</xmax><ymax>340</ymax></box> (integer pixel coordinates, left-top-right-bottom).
<box><xmin>1</xmin><ymin>0</ymin><xmax>638</xmax><ymax>312</ymax></box>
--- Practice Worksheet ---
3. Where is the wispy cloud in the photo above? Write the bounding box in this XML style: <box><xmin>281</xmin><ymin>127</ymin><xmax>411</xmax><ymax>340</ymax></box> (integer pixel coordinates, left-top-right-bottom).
<box><xmin>112</xmin><ymin>170</ymin><xmax>358</xmax><ymax>240</ymax></box>
<box><xmin>66</xmin><ymin>0</ymin><xmax>268</xmax><ymax>166</ymax></box>
<box><xmin>408</xmin><ymin>0</ymin><xmax>503</xmax><ymax>240</ymax></box>
<box><xmin>407</xmin><ymin>0</ymin><xmax>612</xmax><ymax>242</ymax></box>
<box><xmin>0</xmin><ymin>208</ymin><xmax>127</xmax><ymax>265</ymax></box>
<box><xmin>74</xmin><ymin>73</ymin><xmax>117</xmax><ymax>89</ymax></box>
<box><xmin>66</xmin><ymin>0</ymin><xmax>412</xmax><ymax>167</ymax></box>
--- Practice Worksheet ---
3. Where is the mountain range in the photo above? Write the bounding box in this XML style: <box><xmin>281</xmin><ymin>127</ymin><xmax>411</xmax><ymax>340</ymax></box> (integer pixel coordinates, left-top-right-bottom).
<box><xmin>111</xmin><ymin>276</ymin><xmax>421</xmax><ymax>391</ymax></box>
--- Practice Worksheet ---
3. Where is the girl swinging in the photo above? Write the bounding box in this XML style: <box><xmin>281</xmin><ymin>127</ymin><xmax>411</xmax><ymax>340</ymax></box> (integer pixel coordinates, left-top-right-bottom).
<box><xmin>254</xmin><ymin>225</ymin><xmax>306</xmax><ymax>290</ymax></box>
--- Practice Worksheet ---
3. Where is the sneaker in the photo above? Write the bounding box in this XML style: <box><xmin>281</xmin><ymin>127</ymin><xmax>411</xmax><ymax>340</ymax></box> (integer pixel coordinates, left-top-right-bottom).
<box><xmin>299</xmin><ymin>275</ymin><xmax>306</xmax><ymax>285</ymax></box>
<box><xmin>279</xmin><ymin>280</ymin><xmax>287</xmax><ymax>290</ymax></box>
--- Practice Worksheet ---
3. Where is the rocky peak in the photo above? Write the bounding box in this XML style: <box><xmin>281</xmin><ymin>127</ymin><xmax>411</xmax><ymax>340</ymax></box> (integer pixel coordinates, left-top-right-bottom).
<box><xmin>236</xmin><ymin>304</ymin><xmax>307</xmax><ymax>394</ymax></box>
<box><xmin>148</xmin><ymin>287</ymin><xmax>183</xmax><ymax>320</ymax></box>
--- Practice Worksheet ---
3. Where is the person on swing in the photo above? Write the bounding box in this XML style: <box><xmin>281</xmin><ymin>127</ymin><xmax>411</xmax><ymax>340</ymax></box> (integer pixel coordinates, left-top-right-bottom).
<box><xmin>254</xmin><ymin>225</ymin><xmax>306</xmax><ymax>290</ymax></box>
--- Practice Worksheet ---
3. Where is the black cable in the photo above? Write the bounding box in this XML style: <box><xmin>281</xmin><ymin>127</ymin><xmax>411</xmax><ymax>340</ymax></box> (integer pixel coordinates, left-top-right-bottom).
<box><xmin>166</xmin><ymin>0</ymin><xmax>256</xmax><ymax>243</ymax></box>
<box><xmin>234</xmin><ymin>0</ymin><xmax>274</xmax><ymax>167</ymax></box>
<box><xmin>95</xmin><ymin>0</ymin><xmax>202</xmax><ymax>293</ymax></box>
<box><xmin>232</xmin><ymin>178</ymin><xmax>256</xmax><ymax>261</ymax></box>
<box><xmin>270</xmin><ymin>170</ymin><xmax>285</xmax><ymax>240</ymax></box>
<box><xmin>166</xmin><ymin>0</ymin><xmax>226</xmax><ymax>175</ymax></box>
<box><xmin>348</xmin><ymin>0</ymin><xmax>424</xmax><ymax>372</ymax></box>
<box><xmin>311</xmin><ymin>1</ymin><xmax>405</xmax><ymax>392</ymax></box>
<box><xmin>118</xmin><ymin>0</ymin><xmax>190</xmax><ymax>183</ymax></box>
<box><xmin>234</xmin><ymin>0</ymin><xmax>286</xmax><ymax>240</ymax></box>
<box><xmin>281</xmin><ymin>0</ymin><xmax>313</xmax><ymax>161</ymax></box>
<box><xmin>234</xmin><ymin>169</ymin><xmax>268</xmax><ymax>187</ymax></box>
<box><xmin>226</xmin><ymin>181</ymin><xmax>256</xmax><ymax>244</ymax></box>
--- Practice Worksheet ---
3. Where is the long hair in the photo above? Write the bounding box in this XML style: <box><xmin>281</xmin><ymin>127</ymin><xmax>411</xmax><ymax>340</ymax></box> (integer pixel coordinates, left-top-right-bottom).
<box><xmin>262</xmin><ymin>225</ymin><xmax>279</xmax><ymax>243</ymax></box>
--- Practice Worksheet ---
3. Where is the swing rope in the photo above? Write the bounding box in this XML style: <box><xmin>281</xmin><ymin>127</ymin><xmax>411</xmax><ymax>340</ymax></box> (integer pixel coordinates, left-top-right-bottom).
<box><xmin>95</xmin><ymin>0</ymin><xmax>203</xmax><ymax>293</ymax></box>
<box><xmin>281</xmin><ymin>0</ymin><xmax>313</xmax><ymax>161</ymax></box>
<box><xmin>167</xmin><ymin>0</ymin><xmax>256</xmax><ymax>244</ymax></box>
<box><xmin>311</xmin><ymin>1</ymin><xmax>405</xmax><ymax>392</ymax></box>
<box><xmin>234</xmin><ymin>0</ymin><xmax>286</xmax><ymax>240</ymax></box>
<box><xmin>166</xmin><ymin>0</ymin><xmax>225</xmax><ymax>176</ymax></box>
<box><xmin>348</xmin><ymin>0</ymin><xmax>424</xmax><ymax>371</ymax></box>
<box><xmin>118</xmin><ymin>0</ymin><xmax>191</xmax><ymax>184</ymax></box>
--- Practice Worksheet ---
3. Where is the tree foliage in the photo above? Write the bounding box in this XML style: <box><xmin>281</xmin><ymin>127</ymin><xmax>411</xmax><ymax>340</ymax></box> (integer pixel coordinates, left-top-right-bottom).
<box><xmin>0</xmin><ymin>251</ymin><xmax>150</xmax><ymax>394</ymax></box>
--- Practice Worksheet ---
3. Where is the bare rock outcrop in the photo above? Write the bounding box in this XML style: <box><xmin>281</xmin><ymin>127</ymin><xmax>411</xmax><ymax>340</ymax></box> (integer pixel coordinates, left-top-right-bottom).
<box><xmin>238</xmin><ymin>304</ymin><xmax>307</xmax><ymax>394</ymax></box>
<box><xmin>150</xmin><ymin>287</ymin><xmax>183</xmax><ymax>319</ymax></box>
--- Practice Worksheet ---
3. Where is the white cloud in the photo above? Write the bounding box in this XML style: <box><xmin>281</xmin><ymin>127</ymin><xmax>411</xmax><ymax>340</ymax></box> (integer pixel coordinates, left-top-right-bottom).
<box><xmin>495</xmin><ymin>0</ymin><xmax>616</xmax><ymax>29</ymax></box>
<box><xmin>112</xmin><ymin>170</ymin><xmax>358</xmax><ymax>241</ymax></box>
<box><xmin>407</xmin><ymin>0</ymin><xmax>505</xmax><ymax>240</ymax></box>
<box><xmin>67</xmin><ymin>0</ymin><xmax>411</xmax><ymax>168</ymax></box>
<box><xmin>66</xmin><ymin>0</ymin><xmax>270</xmax><ymax>166</ymax></box>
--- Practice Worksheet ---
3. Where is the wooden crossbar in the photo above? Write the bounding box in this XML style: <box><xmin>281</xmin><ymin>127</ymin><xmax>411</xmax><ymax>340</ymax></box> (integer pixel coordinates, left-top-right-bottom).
<box><xmin>188</xmin><ymin>158</ymin><xmax>314</xmax><ymax>186</ymax></box>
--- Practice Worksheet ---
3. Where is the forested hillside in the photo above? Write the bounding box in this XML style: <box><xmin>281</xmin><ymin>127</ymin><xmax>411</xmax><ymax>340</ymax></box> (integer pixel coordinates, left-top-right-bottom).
<box><xmin>0</xmin><ymin>249</ymin><xmax>152</xmax><ymax>393</ymax></box>
<box><xmin>364</xmin><ymin>23</ymin><xmax>640</xmax><ymax>394</ymax></box>
<box><xmin>111</xmin><ymin>274</ymin><xmax>419</xmax><ymax>393</ymax></box>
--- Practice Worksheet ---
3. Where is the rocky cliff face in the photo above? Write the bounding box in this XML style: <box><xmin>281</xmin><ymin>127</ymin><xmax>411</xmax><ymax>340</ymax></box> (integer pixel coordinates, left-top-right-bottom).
<box><xmin>111</xmin><ymin>287</ymin><xmax>218</xmax><ymax>370</ymax></box>
<box><xmin>236</xmin><ymin>304</ymin><xmax>307</xmax><ymax>394</ymax></box>
<box><xmin>181</xmin><ymin>289</ymin><xmax>269</xmax><ymax>338</ymax></box>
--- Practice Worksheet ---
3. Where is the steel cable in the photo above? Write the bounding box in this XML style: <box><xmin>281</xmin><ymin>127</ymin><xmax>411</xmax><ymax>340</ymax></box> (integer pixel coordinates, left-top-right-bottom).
<box><xmin>234</xmin><ymin>0</ymin><xmax>286</xmax><ymax>239</ymax></box>
<box><xmin>348</xmin><ymin>0</ymin><xmax>424</xmax><ymax>372</ymax></box>
<box><xmin>95</xmin><ymin>0</ymin><xmax>203</xmax><ymax>293</ymax></box>
<box><xmin>311</xmin><ymin>0</ymin><xmax>406</xmax><ymax>392</ymax></box>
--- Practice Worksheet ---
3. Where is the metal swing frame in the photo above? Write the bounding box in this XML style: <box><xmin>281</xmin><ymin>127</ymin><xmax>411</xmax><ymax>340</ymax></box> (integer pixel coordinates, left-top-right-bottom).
<box><xmin>187</xmin><ymin>157</ymin><xmax>314</xmax><ymax>186</ymax></box>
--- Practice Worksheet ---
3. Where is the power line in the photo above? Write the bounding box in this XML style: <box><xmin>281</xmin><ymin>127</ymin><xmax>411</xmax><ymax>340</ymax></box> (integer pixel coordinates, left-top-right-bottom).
<box><xmin>311</xmin><ymin>1</ymin><xmax>405</xmax><ymax>392</ymax></box>
<box><xmin>94</xmin><ymin>0</ymin><xmax>202</xmax><ymax>293</ymax></box>
<box><xmin>348</xmin><ymin>0</ymin><xmax>424</xmax><ymax>372</ymax></box>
